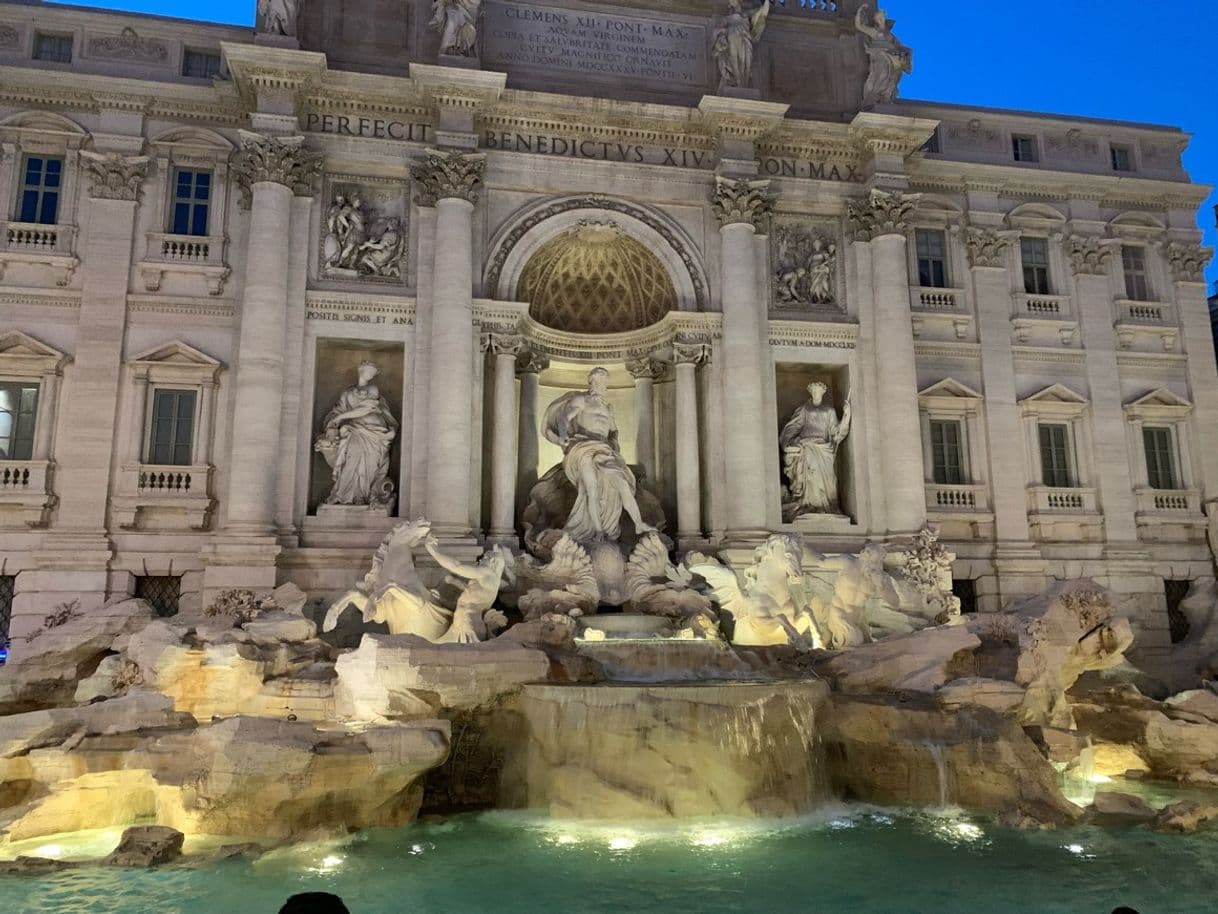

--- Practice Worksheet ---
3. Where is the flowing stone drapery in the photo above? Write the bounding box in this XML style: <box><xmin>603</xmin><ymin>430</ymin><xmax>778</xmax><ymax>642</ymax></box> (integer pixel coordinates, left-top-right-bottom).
<box><xmin>626</xmin><ymin>355</ymin><xmax>665</xmax><ymax>486</ymax></box>
<box><xmin>674</xmin><ymin>339</ymin><xmax>710</xmax><ymax>542</ymax></box>
<box><xmin>515</xmin><ymin>349</ymin><xmax>549</xmax><ymax>519</ymax></box>
<box><xmin>224</xmin><ymin>133</ymin><xmax>321</xmax><ymax>535</ymax></box>
<box><xmin>411</xmin><ymin>149</ymin><xmax>485</xmax><ymax>537</ymax></box>
<box><xmin>848</xmin><ymin>189</ymin><xmax>925</xmax><ymax>534</ymax></box>
<box><xmin>712</xmin><ymin>176</ymin><xmax>774</xmax><ymax>538</ymax></box>
<box><xmin>485</xmin><ymin>333</ymin><xmax>525</xmax><ymax>540</ymax></box>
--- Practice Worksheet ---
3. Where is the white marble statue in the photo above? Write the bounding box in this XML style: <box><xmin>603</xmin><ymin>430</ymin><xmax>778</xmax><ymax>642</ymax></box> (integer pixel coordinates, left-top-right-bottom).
<box><xmin>541</xmin><ymin>367</ymin><xmax>656</xmax><ymax>544</ymax></box>
<box><xmin>315</xmin><ymin>361</ymin><xmax>398</xmax><ymax>508</ymax></box>
<box><xmin>712</xmin><ymin>0</ymin><xmax>770</xmax><ymax>90</ymax></box>
<box><xmin>256</xmin><ymin>0</ymin><xmax>300</xmax><ymax>37</ymax></box>
<box><xmin>323</xmin><ymin>195</ymin><xmax>368</xmax><ymax>273</ymax></box>
<box><xmin>430</xmin><ymin>0</ymin><xmax>481</xmax><ymax>57</ymax></box>
<box><xmin>855</xmin><ymin>4</ymin><xmax>912</xmax><ymax>109</ymax></box>
<box><xmin>356</xmin><ymin>217</ymin><xmax>404</xmax><ymax>278</ymax></box>
<box><xmin>322</xmin><ymin>518</ymin><xmax>509</xmax><ymax>643</ymax></box>
<box><xmin>781</xmin><ymin>382</ymin><xmax>851</xmax><ymax>520</ymax></box>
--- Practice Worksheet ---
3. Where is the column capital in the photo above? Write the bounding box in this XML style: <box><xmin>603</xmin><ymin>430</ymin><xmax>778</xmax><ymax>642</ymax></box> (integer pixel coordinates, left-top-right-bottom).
<box><xmin>79</xmin><ymin>151</ymin><xmax>149</xmax><ymax>202</ymax></box>
<box><xmin>964</xmin><ymin>227</ymin><xmax>1019</xmax><ymax>270</ymax></box>
<box><xmin>673</xmin><ymin>337</ymin><xmax>712</xmax><ymax>366</ymax></box>
<box><xmin>846</xmin><ymin>188</ymin><xmax>919</xmax><ymax>242</ymax></box>
<box><xmin>711</xmin><ymin>176</ymin><xmax>775</xmax><ymax>229</ymax></box>
<box><xmin>230</xmin><ymin>131</ymin><xmax>322</xmax><ymax>207</ymax></box>
<box><xmin>626</xmin><ymin>355</ymin><xmax>667</xmax><ymax>381</ymax></box>
<box><xmin>1065</xmin><ymin>234</ymin><xmax>1120</xmax><ymax>277</ymax></box>
<box><xmin>412</xmin><ymin>149</ymin><xmax>486</xmax><ymax>207</ymax></box>
<box><xmin>1166</xmin><ymin>241</ymin><xmax>1213</xmax><ymax>284</ymax></box>
<box><xmin>482</xmin><ymin>332</ymin><xmax>526</xmax><ymax>357</ymax></box>
<box><xmin>516</xmin><ymin>348</ymin><xmax>550</xmax><ymax>376</ymax></box>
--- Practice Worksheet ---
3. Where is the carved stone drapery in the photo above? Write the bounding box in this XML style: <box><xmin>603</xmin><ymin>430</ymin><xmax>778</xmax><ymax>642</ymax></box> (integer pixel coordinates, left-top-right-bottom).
<box><xmin>626</xmin><ymin>355</ymin><xmax>667</xmax><ymax>381</ymax></box>
<box><xmin>482</xmin><ymin>332</ymin><xmax>526</xmax><ymax>357</ymax></box>
<box><xmin>1066</xmin><ymin>235</ymin><xmax>1117</xmax><ymax>277</ymax></box>
<box><xmin>79</xmin><ymin>151</ymin><xmax>149</xmax><ymax>202</ymax></box>
<box><xmin>846</xmin><ymin>189</ymin><xmax>918</xmax><ymax>242</ymax></box>
<box><xmin>1166</xmin><ymin>242</ymin><xmax>1212</xmax><ymax>284</ymax></box>
<box><xmin>964</xmin><ymin>227</ymin><xmax>1018</xmax><ymax>269</ymax></box>
<box><xmin>711</xmin><ymin>177</ymin><xmax>775</xmax><ymax>229</ymax></box>
<box><xmin>230</xmin><ymin>133</ymin><xmax>321</xmax><ymax>207</ymax></box>
<box><xmin>411</xmin><ymin>149</ymin><xmax>486</xmax><ymax>206</ymax></box>
<box><xmin>516</xmin><ymin>348</ymin><xmax>550</xmax><ymax>376</ymax></box>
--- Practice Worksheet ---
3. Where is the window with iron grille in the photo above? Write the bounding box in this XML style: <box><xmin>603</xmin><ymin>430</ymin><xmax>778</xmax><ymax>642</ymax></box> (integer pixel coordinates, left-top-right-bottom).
<box><xmin>1111</xmin><ymin>146</ymin><xmax>1134</xmax><ymax>173</ymax></box>
<box><xmin>135</xmin><ymin>576</ymin><xmax>181</xmax><ymax>618</ymax></box>
<box><xmin>1143</xmin><ymin>427</ymin><xmax>1179</xmax><ymax>491</ymax></box>
<box><xmin>18</xmin><ymin>156</ymin><xmax>63</xmax><ymax>225</ymax></box>
<box><xmin>930</xmin><ymin>419</ymin><xmax>965</xmax><ymax>485</ymax></box>
<box><xmin>170</xmin><ymin>169</ymin><xmax>212</xmax><ymax>236</ymax></box>
<box><xmin>182</xmin><ymin>49</ymin><xmax>221</xmax><ymax>80</ymax></box>
<box><xmin>1164</xmin><ymin>579</ymin><xmax>1191</xmax><ymax>645</ymax></box>
<box><xmin>1123</xmin><ymin>246</ymin><xmax>1152</xmax><ymax>301</ymax></box>
<box><xmin>1038</xmin><ymin>423</ymin><xmax>1072</xmax><ymax>488</ymax></box>
<box><xmin>0</xmin><ymin>382</ymin><xmax>39</xmax><ymax>461</ymax></box>
<box><xmin>0</xmin><ymin>575</ymin><xmax>14</xmax><ymax>663</ymax></box>
<box><xmin>952</xmin><ymin>578</ymin><xmax>977</xmax><ymax>615</ymax></box>
<box><xmin>1020</xmin><ymin>237</ymin><xmax>1052</xmax><ymax>295</ymax></box>
<box><xmin>147</xmin><ymin>389</ymin><xmax>196</xmax><ymax>466</ymax></box>
<box><xmin>33</xmin><ymin>33</ymin><xmax>73</xmax><ymax>63</ymax></box>
<box><xmin>915</xmin><ymin>229</ymin><xmax>948</xmax><ymax>288</ymax></box>
<box><xmin>1012</xmin><ymin>134</ymin><xmax>1039</xmax><ymax>163</ymax></box>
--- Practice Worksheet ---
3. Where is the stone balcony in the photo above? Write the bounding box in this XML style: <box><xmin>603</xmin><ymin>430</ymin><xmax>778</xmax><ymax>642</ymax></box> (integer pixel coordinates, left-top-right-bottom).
<box><xmin>0</xmin><ymin>460</ymin><xmax>56</xmax><ymax>527</ymax></box>
<box><xmin>909</xmin><ymin>286</ymin><xmax>972</xmax><ymax>339</ymax></box>
<box><xmin>137</xmin><ymin>233</ymin><xmax>230</xmax><ymax>295</ymax></box>
<box><xmin>1027</xmin><ymin>485</ymin><xmax>1103</xmax><ymax>542</ymax></box>
<box><xmin>1133</xmin><ymin>488</ymin><xmax>1206</xmax><ymax>543</ymax></box>
<box><xmin>1011</xmin><ymin>293</ymin><xmax>1077</xmax><ymax>345</ymax></box>
<box><xmin>1114</xmin><ymin>299</ymin><xmax>1177</xmax><ymax>350</ymax></box>
<box><xmin>925</xmin><ymin>483</ymin><xmax>990</xmax><ymax>513</ymax></box>
<box><xmin>0</xmin><ymin>222</ymin><xmax>79</xmax><ymax>286</ymax></box>
<box><xmin>112</xmin><ymin>463</ymin><xmax>215</xmax><ymax>530</ymax></box>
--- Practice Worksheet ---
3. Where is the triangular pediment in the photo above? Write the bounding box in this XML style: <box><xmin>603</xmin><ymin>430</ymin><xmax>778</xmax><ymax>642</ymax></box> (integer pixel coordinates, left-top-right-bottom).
<box><xmin>919</xmin><ymin>378</ymin><xmax>983</xmax><ymax>401</ymax></box>
<box><xmin>1021</xmin><ymin>383</ymin><xmax>1088</xmax><ymax>406</ymax></box>
<box><xmin>0</xmin><ymin>331</ymin><xmax>66</xmax><ymax>362</ymax></box>
<box><xmin>129</xmin><ymin>340</ymin><xmax>221</xmax><ymax>367</ymax></box>
<box><xmin>1126</xmin><ymin>388</ymin><xmax>1191</xmax><ymax>410</ymax></box>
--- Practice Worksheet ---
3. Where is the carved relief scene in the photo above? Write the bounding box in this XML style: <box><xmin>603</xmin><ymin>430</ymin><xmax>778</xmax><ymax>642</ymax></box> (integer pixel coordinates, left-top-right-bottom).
<box><xmin>319</xmin><ymin>176</ymin><xmax>409</xmax><ymax>282</ymax></box>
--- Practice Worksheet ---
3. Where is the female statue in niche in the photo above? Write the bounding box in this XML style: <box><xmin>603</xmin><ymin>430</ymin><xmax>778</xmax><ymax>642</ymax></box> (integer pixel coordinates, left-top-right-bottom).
<box><xmin>781</xmin><ymin>381</ymin><xmax>851</xmax><ymax>521</ymax></box>
<box><xmin>315</xmin><ymin>361</ymin><xmax>398</xmax><ymax>509</ymax></box>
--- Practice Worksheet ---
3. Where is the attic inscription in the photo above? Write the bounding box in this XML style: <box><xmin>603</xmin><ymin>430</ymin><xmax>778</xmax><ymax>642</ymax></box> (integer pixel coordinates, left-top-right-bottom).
<box><xmin>482</xmin><ymin>1</ymin><xmax>707</xmax><ymax>85</ymax></box>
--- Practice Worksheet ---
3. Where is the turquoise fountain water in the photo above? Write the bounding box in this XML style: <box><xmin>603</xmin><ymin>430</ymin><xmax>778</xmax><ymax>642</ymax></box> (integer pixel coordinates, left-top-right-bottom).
<box><xmin>2</xmin><ymin>807</ymin><xmax>1216</xmax><ymax>914</ymax></box>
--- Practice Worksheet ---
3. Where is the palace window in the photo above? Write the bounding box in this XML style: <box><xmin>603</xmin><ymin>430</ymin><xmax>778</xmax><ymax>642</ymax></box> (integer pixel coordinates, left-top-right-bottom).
<box><xmin>1111</xmin><ymin>145</ymin><xmax>1134</xmax><ymax>173</ymax></box>
<box><xmin>1122</xmin><ymin>246</ymin><xmax>1152</xmax><ymax>301</ymax></box>
<box><xmin>182</xmin><ymin>49</ymin><xmax>221</xmax><ymax>80</ymax></box>
<box><xmin>1038</xmin><ymin>422</ymin><xmax>1073</xmax><ymax>488</ymax></box>
<box><xmin>147</xmin><ymin>388</ymin><xmax>196</xmax><ymax>467</ymax></box>
<box><xmin>18</xmin><ymin>156</ymin><xmax>63</xmax><ymax>225</ymax></box>
<box><xmin>170</xmin><ymin>169</ymin><xmax>212</xmax><ymax>237</ymax></box>
<box><xmin>1142</xmin><ymin>426</ymin><xmax>1180</xmax><ymax>491</ymax></box>
<box><xmin>33</xmin><ymin>33</ymin><xmax>73</xmax><ymax>63</ymax></box>
<box><xmin>135</xmin><ymin>575</ymin><xmax>181</xmax><ymax>618</ymax></box>
<box><xmin>930</xmin><ymin>419</ymin><xmax>965</xmax><ymax>485</ymax></box>
<box><xmin>1020</xmin><ymin>237</ymin><xmax>1052</xmax><ymax>295</ymax></box>
<box><xmin>915</xmin><ymin>229</ymin><xmax>949</xmax><ymax>288</ymax></box>
<box><xmin>1012</xmin><ymin>134</ymin><xmax>1039</xmax><ymax>164</ymax></box>
<box><xmin>0</xmin><ymin>382</ymin><xmax>38</xmax><ymax>461</ymax></box>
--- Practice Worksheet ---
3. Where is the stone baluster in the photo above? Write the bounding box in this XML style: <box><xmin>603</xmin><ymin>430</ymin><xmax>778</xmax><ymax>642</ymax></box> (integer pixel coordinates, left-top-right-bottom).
<box><xmin>484</xmin><ymin>332</ymin><xmax>526</xmax><ymax>542</ymax></box>
<box><xmin>224</xmin><ymin>132</ymin><xmax>321</xmax><ymax>536</ymax></box>
<box><xmin>411</xmin><ymin>149</ymin><xmax>486</xmax><ymax>538</ymax></box>
<box><xmin>673</xmin><ymin>338</ymin><xmax>711</xmax><ymax>543</ymax></box>
<box><xmin>712</xmin><ymin>176</ymin><xmax>775</xmax><ymax>539</ymax></box>
<box><xmin>515</xmin><ymin>349</ymin><xmax>549</xmax><ymax>517</ymax></box>
<box><xmin>848</xmin><ymin>189</ymin><xmax>927</xmax><ymax>535</ymax></box>
<box><xmin>626</xmin><ymin>355</ymin><xmax>666</xmax><ymax>486</ymax></box>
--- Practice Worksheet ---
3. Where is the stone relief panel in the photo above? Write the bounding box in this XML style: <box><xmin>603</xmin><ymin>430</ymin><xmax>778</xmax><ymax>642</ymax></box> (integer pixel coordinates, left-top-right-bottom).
<box><xmin>86</xmin><ymin>27</ymin><xmax>169</xmax><ymax>63</ymax></box>
<box><xmin>945</xmin><ymin>119</ymin><xmax>1003</xmax><ymax>153</ymax></box>
<box><xmin>319</xmin><ymin>175</ymin><xmax>408</xmax><ymax>284</ymax></box>
<box><xmin>1046</xmin><ymin>129</ymin><xmax>1099</xmax><ymax>161</ymax></box>
<box><xmin>771</xmin><ymin>220</ymin><xmax>843</xmax><ymax>312</ymax></box>
<box><xmin>0</xmin><ymin>24</ymin><xmax>22</xmax><ymax>50</ymax></box>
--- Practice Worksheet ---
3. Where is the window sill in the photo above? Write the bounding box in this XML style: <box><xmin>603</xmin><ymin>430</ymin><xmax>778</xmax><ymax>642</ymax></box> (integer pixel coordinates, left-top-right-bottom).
<box><xmin>113</xmin><ymin>463</ymin><xmax>214</xmax><ymax>530</ymax></box>
<box><xmin>0</xmin><ymin>222</ymin><xmax>79</xmax><ymax>286</ymax></box>
<box><xmin>138</xmin><ymin>233</ymin><xmax>229</xmax><ymax>295</ymax></box>
<box><xmin>0</xmin><ymin>459</ymin><xmax>56</xmax><ymax>527</ymax></box>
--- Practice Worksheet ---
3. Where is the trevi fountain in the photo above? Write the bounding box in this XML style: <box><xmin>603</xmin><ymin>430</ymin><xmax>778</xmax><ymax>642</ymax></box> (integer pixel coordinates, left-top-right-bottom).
<box><xmin>0</xmin><ymin>0</ymin><xmax>1217</xmax><ymax>911</ymax></box>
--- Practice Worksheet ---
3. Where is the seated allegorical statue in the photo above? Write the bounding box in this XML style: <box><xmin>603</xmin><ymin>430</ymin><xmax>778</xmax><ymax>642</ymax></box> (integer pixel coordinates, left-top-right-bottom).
<box><xmin>314</xmin><ymin>361</ymin><xmax>398</xmax><ymax>509</ymax></box>
<box><xmin>781</xmin><ymin>381</ymin><xmax>851</xmax><ymax>521</ymax></box>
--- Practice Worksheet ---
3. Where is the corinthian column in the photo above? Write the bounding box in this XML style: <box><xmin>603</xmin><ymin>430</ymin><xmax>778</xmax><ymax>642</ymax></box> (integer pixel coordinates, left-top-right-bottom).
<box><xmin>848</xmin><ymin>189</ymin><xmax>926</xmax><ymax>535</ymax></box>
<box><xmin>674</xmin><ymin>338</ymin><xmax>711</xmax><ymax>544</ymax></box>
<box><xmin>411</xmin><ymin>149</ymin><xmax>485</xmax><ymax>537</ymax></box>
<box><xmin>712</xmin><ymin>176</ymin><xmax>775</xmax><ymax>539</ymax></box>
<box><xmin>224</xmin><ymin>132</ymin><xmax>321</xmax><ymax>536</ymax></box>
<box><xmin>627</xmin><ymin>355</ymin><xmax>665</xmax><ymax>486</ymax></box>
<box><xmin>515</xmin><ymin>349</ymin><xmax>549</xmax><ymax>517</ymax></box>
<box><xmin>484</xmin><ymin>332</ymin><xmax>525</xmax><ymax>542</ymax></box>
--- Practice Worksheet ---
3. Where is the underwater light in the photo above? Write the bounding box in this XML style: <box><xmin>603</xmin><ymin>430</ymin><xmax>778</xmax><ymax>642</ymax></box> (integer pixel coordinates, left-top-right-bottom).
<box><xmin>32</xmin><ymin>844</ymin><xmax>64</xmax><ymax>859</ymax></box>
<box><xmin>691</xmin><ymin>832</ymin><xmax>726</xmax><ymax>848</ymax></box>
<box><xmin>608</xmin><ymin>836</ymin><xmax>638</xmax><ymax>851</ymax></box>
<box><xmin>318</xmin><ymin>854</ymin><xmax>344</xmax><ymax>872</ymax></box>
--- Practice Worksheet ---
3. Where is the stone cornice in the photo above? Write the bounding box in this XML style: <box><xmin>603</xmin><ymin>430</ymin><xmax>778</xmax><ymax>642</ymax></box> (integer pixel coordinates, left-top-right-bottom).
<box><xmin>696</xmin><ymin>96</ymin><xmax>790</xmax><ymax>144</ymax></box>
<box><xmin>221</xmin><ymin>42</ymin><xmax>327</xmax><ymax>105</ymax></box>
<box><xmin>848</xmin><ymin>112</ymin><xmax>938</xmax><ymax>157</ymax></box>
<box><xmin>410</xmin><ymin>63</ymin><xmax>507</xmax><ymax>112</ymax></box>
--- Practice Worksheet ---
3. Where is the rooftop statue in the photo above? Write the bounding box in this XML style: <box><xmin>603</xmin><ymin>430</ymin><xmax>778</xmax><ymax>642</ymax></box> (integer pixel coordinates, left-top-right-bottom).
<box><xmin>256</xmin><ymin>0</ymin><xmax>300</xmax><ymax>37</ymax></box>
<box><xmin>712</xmin><ymin>0</ymin><xmax>771</xmax><ymax>91</ymax></box>
<box><xmin>430</xmin><ymin>0</ymin><xmax>481</xmax><ymax>57</ymax></box>
<box><xmin>855</xmin><ymin>3</ymin><xmax>912</xmax><ymax>109</ymax></box>
<box><xmin>314</xmin><ymin>361</ymin><xmax>398</xmax><ymax>509</ymax></box>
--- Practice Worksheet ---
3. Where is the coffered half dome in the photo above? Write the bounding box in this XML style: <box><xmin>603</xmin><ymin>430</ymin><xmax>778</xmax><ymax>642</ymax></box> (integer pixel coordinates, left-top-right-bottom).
<box><xmin>518</xmin><ymin>220</ymin><xmax>678</xmax><ymax>335</ymax></box>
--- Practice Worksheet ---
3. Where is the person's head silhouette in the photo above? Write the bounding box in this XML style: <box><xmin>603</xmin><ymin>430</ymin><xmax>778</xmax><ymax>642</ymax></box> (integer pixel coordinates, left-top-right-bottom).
<box><xmin>279</xmin><ymin>893</ymin><xmax>350</xmax><ymax>914</ymax></box>
<box><xmin>1112</xmin><ymin>908</ymin><xmax>1141</xmax><ymax>914</ymax></box>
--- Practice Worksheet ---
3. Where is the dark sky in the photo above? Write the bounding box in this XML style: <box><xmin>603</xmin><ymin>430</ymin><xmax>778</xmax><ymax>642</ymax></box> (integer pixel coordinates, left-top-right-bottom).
<box><xmin>52</xmin><ymin>0</ymin><xmax>1218</xmax><ymax>285</ymax></box>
